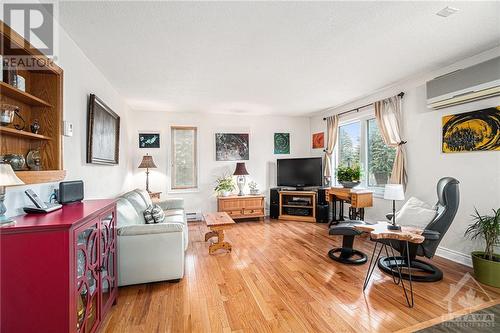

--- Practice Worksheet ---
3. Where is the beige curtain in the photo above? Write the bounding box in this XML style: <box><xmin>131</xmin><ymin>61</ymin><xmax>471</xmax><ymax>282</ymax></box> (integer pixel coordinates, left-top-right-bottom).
<box><xmin>323</xmin><ymin>115</ymin><xmax>339</xmax><ymax>183</ymax></box>
<box><xmin>374</xmin><ymin>95</ymin><xmax>407</xmax><ymax>188</ymax></box>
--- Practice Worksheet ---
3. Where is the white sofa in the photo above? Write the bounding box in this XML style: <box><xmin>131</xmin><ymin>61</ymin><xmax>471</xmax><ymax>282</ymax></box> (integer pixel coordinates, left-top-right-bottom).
<box><xmin>116</xmin><ymin>189</ymin><xmax>188</xmax><ymax>286</ymax></box>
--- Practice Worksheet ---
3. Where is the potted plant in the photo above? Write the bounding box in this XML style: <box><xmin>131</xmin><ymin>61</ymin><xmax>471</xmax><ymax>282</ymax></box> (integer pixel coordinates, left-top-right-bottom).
<box><xmin>214</xmin><ymin>174</ymin><xmax>236</xmax><ymax>197</ymax></box>
<box><xmin>248</xmin><ymin>181</ymin><xmax>259</xmax><ymax>195</ymax></box>
<box><xmin>464</xmin><ymin>208</ymin><xmax>500</xmax><ymax>287</ymax></box>
<box><xmin>336</xmin><ymin>165</ymin><xmax>361</xmax><ymax>188</ymax></box>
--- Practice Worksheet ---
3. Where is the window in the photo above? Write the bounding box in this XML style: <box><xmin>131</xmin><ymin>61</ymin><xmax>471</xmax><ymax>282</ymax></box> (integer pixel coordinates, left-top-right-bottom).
<box><xmin>367</xmin><ymin>119</ymin><xmax>396</xmax><ymax>187</ymax></box>
<box><xmin>338</xmin><ymin>121</ymin><xmax>361</xmax><ymax>167</ymax></box>
<box><xmin>335</xmin><ymin>114</ymin><xmax>396</xmax><ymax>192</ymax></box>
<box><xmin>171</xmin><ymin>126</ymin><xmax>198</xmax><ymax>190</ymax></box>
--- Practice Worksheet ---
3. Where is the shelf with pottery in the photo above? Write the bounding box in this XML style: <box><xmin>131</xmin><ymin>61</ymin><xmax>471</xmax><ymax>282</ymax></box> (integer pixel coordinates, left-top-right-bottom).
<box><xmin>1</xmin><ymin>21</ymin><xmax>65</xmax><ymax>185</ymax></box>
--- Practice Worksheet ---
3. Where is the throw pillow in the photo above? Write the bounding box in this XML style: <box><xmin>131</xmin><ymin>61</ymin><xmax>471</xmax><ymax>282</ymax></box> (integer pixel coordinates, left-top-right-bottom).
<box><xmin>151</xmin><ymin>204</ymin><xmax>166</xmax><ymax>223</ymax></box>
<box><xmin>143</xmin><ymin>205</ymin><xmax>155</xmax><ymax>224</ymax></box>
<box><xmin>395</xmin><ymin>197</ymin><xmax>437</xmax><ymax>227</ymax></box>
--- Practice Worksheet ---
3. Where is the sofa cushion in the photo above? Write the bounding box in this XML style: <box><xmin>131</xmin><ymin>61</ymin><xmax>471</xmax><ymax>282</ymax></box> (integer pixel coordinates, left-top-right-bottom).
<box><xmin>134</xmin><ymin>189</ymin><xmax>153</xmax><ymax>207</ymax></box>
<box><xmin>164</xmin><ymin>209</ymin><xmax>184</xmax><ymax>217</ymax></box>
<box><xmin>116</xmin><ymin>198</ymin><xmax>142</xmax><ymax>227</ymax></box>
<box><xmin>118</xmin><ymin>223</ymin><xmax>184</xmax><ymax>236</ymax></box>
<box><xmin>164</xmin><ymin>214</ymin><xmax>185</xmax><ymax>224</ymax></box>
<box><xmin>122</xmin><ymin>191</ymin><xmax>149</xmax><ymax>222</ymax></box>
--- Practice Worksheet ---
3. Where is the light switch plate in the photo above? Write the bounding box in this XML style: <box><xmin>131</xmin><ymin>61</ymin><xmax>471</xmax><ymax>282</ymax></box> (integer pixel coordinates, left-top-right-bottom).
<box><xmin>63</xmin><ymin>121</ymin><xmax>73</xmax><ymax>137</ymax></box>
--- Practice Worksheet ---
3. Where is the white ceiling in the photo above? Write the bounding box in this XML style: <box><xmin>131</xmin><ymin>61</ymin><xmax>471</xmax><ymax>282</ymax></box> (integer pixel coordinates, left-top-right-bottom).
<box><xmin>59</xmin><ymin>1</ymin><xmax>500</xmax><ymax>116</ymax></box>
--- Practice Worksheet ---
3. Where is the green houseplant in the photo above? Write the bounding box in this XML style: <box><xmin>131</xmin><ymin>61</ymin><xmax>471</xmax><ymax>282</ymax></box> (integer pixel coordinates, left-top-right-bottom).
<box><xmin>336</xmin><ymin>165</ymin><xmax>361</xmax><ymax>188</ymax></box>
<box><xmin>214</xmin><ymin>174</ymin><xmax>236</xmax><ymax>197</ymax></box>
<box><xmin>464</xmin><ymin>208</ymin><xmax>500</xmax><ymax>287</ymax></box>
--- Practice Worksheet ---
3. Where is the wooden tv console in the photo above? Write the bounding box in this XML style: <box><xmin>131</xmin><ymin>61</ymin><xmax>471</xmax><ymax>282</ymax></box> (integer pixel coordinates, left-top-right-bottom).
<box><xmin>278</xmin><ymin>191</ymin><xmax>317</xmax><ymax>223</ymax></box>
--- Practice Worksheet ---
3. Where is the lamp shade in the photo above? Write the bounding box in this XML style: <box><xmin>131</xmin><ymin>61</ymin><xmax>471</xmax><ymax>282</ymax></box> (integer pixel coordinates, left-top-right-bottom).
<box><xmin>0</xmin><ymin>163</ymin><xmax>24</xmax><ymax>186</ymax></box>
<box><xmin>233</xmin><ymin>162</ymin><xmax>249</xmax><ymax>176</ymax></box>
<box><xmin>138</xmin><ymin>154</ymin><xmax>157</xmax><ymax>169</ymax></box>
<box><xmin>384</xmin><ymin>184</ymin><xmax>405</xmax><ymax>201</ymax></box>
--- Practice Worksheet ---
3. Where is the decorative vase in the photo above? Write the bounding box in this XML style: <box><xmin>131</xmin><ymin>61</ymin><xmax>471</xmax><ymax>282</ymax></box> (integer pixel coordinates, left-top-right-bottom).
<box><xmin>250</xmin><ymin>189</ymin><xmax>260</xmax><ymax>195</ymax></box>
<box><xmin>2</xmin><ymin>154</ymin><xmax>26</xmax><ymax>171</ymax></box>
<box><xmin>339</xmin><ymin>181</ymin><xmax>360</xmax><ymax>189</ymax></box>
<box><xmin>471</xmin><ymin>251</ymin><xmax>500</xmax><ymax>288</ymax></box>
<box><xmin>220</xmin><ymin>191</ymin><xmax>230</xmax><ymax>197</ymax></box>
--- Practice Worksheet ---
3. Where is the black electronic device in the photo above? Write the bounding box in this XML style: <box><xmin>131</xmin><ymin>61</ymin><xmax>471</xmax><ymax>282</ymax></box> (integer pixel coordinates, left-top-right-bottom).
<box><xmin>58</xmin><ymin>180</ymin><xmax>84</xmax><ymax>204</ymax></box>
<box><xmin>270</xmin><ymin>188</ymin><xmax>280</xmax><ymax>219</ymax></box>
<box><xmin>277</xmin><ymin>157</ymin><xmax>323</xmax><ymax>189</ymax></box>
<box><xmin>317</xmin><ymin>188</ymin><xmax>328</xmax><ymax>205</ymax></box>
<box><xmin>270</xmin><ymin>204</ymin><xmax>279</xmax><ymax>219</ymax></box>
<box><xmin>24</xmin><ymin>189</ymin><xmax>62</xmax><ymax>213</ymax></box>
<box><xmin>316</xmin><ymin>204</ymin><xmax>329</xmax><ymax>223</ymax></box>
<box><xmin>283</xmin><ymin>207</ymin><xmax>311</xmax><ymax>216</ymax></box>
<box><xmin>270</xmin><ymin>188</ymin><xmax>280</xmax><ymax>204</ymax></box>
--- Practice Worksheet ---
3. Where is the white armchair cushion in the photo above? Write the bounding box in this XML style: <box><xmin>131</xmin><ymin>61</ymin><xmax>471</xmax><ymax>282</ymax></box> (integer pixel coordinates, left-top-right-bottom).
<box><xmin>396</xmin><ymin>197</ymin><xmax>437</xmax><ymax>227</ymax></box>
<box><xmin>118</xmin><ymin>223</ymin><xmax>184</xmax><ymax>236</ymax></box>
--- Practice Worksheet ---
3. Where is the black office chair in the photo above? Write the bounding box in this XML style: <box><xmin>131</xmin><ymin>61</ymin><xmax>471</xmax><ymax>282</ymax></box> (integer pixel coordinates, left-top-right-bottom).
<box><xmin>378</xmin><ymin>177</ymin><xmax>460</xmax><ymax>282</ymax></box>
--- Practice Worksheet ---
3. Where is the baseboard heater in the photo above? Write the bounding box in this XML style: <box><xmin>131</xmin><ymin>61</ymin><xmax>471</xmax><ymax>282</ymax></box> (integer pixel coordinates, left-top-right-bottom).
<box><xmin>186</xmin><ymin>212</ymin><xmax>201</xmax><ymax>222</ymax></box>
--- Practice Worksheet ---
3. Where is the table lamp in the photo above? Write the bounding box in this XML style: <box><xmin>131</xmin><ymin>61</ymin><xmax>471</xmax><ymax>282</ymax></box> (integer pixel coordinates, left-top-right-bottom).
<box><xmin>384</xmin><ymin>184</ymin><xmax>405</xmax><ymax>230</ymax></box>
<box><xmin>233</xmin><ymin>162</ymin><xmax>249</xmax><ymax>196</ymax></box>
<box><xmin>0</xmin><ymin>163</ymin><xmax>24</xmax><ymax>224</ymax></box>
<box><xmin>138</xmin><ymin>154</ymin><xmax>157</xmax><ymax>193</ymax></box>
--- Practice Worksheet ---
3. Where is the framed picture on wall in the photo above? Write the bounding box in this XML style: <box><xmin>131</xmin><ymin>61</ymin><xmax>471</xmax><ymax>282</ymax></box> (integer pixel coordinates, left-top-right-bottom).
<box><xmin>139</xmin><ymin>133</ymin><xmax>160</xmax><ymax>148</ymax></box>
<box><xmin>87</xmin><ymin>94</ymin><xmax>120</xmax><ymax>165</ymax></box>
<box><xmin>215</xmin><ymin>133</ymin><xmax>249</xmax><ymax>161</ymax></box>
<box><xmin>274</xmin><ymin>133</ymin><xmax>290</xmax><ymax>154</ymax></box>
<box><xmin>312</xmin><ymin>132</ymin><xmax>324</xmax><ymax>149</ymax></box>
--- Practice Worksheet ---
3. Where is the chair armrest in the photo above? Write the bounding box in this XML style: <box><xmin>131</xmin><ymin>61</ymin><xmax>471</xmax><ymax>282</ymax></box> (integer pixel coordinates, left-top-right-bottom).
<box><xmin>118</xmin><ymin>223</ymin><xmax>183</xmax><ymax>236</ymax></box>
<box><xmin>422</xmin><ymin>230</ymin><xmax>440</xmax><ymax>241</ymax></box>
<box><xmin>156</xmin><ymin>198</ymin><xmax>184</xmax><ymax>210</ymax></box>
<box><xmin>386</xmin><ymin>213</ymin><xmax>394</xmax><ymax>221</ymax></box>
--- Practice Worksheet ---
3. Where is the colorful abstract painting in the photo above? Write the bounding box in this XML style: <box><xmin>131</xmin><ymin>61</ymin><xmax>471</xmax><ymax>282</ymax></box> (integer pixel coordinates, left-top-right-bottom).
<box><xmin>442</xmin><ymin>106</ymin><xmax>500</xmax><ymax>153</ymax></box>
<box><xmin>215</xmin><ymin>133</ymin><xmax>249</xmax><ymax>161</ymax></box>
<box><xmin>312</xmin><ymin>132</ymin><xmax>324</xmax><ymax>149</ymax></box>
<box><xmin>274</xmin><ymin>133</ymin><xmax>290</xmax><ymax>154</ymax></box>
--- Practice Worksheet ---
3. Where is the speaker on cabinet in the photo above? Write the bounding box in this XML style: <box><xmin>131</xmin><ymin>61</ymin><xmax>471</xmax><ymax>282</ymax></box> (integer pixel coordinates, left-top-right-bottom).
<box><xmin>316</xmin><ymin>204</ymin><xmax>329</xmax><ymax>223</ymax></box>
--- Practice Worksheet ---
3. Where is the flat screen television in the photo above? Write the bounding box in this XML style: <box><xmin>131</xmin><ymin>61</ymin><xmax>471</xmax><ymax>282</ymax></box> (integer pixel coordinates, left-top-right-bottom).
<box><xmin>277</xmin><ymin>157</ymin><xmax>323</xmax><ymax>188</ymax></box>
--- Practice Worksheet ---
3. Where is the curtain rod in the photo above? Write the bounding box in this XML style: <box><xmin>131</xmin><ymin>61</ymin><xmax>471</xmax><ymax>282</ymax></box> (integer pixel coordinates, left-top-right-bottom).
<box><xmin>323</xmin><ymin>92</ymin><xmax>404</xmax><ymax>121</ymax></box>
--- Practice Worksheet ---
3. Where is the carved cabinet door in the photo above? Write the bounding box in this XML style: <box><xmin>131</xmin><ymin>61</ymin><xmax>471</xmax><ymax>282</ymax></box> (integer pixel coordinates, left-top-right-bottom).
<box><xmin>75</xmin><ymin>219</ymin><xmax>100</xmax><ymax>333</ymax></box>
<box><xmin>99</xmin><ymin>209</ymin><xmax>117</xmax><ymax>315</ymax></box>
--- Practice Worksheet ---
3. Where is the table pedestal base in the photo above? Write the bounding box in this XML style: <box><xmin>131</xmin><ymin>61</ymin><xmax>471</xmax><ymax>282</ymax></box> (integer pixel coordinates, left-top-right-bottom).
<box><xmin>205</xmin><ymin>228</ymin><xmax>232</xmax><ymax>254</ymax></box>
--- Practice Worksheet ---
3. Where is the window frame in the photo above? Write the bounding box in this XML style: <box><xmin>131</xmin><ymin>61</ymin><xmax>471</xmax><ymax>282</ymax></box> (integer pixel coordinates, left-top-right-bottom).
<box><xmin>333</xmin><ymin>109</ymin><xmax>392</xmax><ymax>197</ymax></box>
<box><xmin>170</xmin><ymin>126</ymin><xmax>199</xmax><ymax>192</ymax></box>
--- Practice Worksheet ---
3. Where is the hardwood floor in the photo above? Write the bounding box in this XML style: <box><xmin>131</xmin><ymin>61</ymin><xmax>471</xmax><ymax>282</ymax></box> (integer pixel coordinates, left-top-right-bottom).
<box><xmin>99</xmin><ymin>219</ymin><xmax>500</xmax><ymax>333</ymax></box>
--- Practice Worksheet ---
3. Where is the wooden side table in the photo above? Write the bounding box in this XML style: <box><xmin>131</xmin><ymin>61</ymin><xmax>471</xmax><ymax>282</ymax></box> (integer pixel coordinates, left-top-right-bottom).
<box><xmin>148</xmin><ymin>191</ymin><xmax>162</xmax><ymax>201</ymax></box>
<box><xmin>217</xmin><ymin>195</ymin><xmax>265</xmax><ymax>220</ymax></box>
<box><xmin>203</xmin><ymin>212</ymin><xmax>235</xmax><ymax>254</ymax></box>
<box><xmin>355</xmin><ymin>221</ymin><xmax>424</xmax><ymax>308</ymax></box>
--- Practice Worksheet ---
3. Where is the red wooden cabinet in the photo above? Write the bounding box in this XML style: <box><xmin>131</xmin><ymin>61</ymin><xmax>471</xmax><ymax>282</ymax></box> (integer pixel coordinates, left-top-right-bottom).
<box><xmin>0</xmin><ymin>200</ymin><xmax>117</xmax><ymax>333</ymax></box>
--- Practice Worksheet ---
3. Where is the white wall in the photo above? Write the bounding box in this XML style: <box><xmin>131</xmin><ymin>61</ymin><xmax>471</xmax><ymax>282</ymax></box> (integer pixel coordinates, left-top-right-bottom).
<box><xmin>5</xmin><ymin>26</ymin><xmax>134</xmax><ymax>217</ymax></box>
<box><xmin>128</xmin><ymin>112</ymin><xmax>311</xmax><ymax>214</ymax></box>
<box><xmin>310</xmin><ymin>47</ymin><xmax>500</xmax><ymax>261</ymax></box>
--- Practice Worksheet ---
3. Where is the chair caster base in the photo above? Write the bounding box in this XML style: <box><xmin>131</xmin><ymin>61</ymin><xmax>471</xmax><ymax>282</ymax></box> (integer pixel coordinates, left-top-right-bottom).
<box><xmin>378</xmin><ymin>256</ymin><xmax>443</xmax><ymax>282</ymax></box>
<box><xmin>328</xmin><ymin>248</ymin><xmax>367</xmax><ymax>265</ymax></box>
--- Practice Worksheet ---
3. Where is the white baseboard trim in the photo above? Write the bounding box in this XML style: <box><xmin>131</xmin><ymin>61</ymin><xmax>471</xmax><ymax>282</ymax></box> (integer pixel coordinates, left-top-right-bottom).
<box><xmin>435</xmin><ymin>246</ymin><xmax>473</xmax><ymax>267</ymax></box>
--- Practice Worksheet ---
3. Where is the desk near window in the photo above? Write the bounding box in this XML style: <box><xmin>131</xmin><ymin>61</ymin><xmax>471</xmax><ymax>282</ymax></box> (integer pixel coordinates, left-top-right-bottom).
<box><xmin>326</xmin><ymin>187</ymin><xmax>373</xmax><ymax>223</ymax></box>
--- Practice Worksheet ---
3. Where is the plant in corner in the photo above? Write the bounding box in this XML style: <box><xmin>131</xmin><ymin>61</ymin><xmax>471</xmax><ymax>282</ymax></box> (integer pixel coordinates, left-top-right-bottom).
<box><xmin>336</xmin><ymin>165</ymin><xmax>361</xmax><ymax>188</ymax></box>
<box><xmin>464</xmin><ymin>208</ymin><xmax>500</xmax><ymax>287</ymax></box>
<box><xmin>214</xmin><ymin>174</ymin><xmax>236</xmax><ymax>197</ymax></box>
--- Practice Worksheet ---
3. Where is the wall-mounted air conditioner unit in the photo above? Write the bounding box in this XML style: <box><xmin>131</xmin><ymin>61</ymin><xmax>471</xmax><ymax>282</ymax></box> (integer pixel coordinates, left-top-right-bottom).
<box><xmin>426</xmin><ymin>56</ymin><xmax>500</xmax><ymax>109</ymax></box>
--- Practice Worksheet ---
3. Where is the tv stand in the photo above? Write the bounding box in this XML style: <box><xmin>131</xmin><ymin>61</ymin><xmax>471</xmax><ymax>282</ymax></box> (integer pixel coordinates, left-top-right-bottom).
<box><xmin>278</xmin><ymin>190</ymin><xmax>316</xmax><ymax>223</ymax></box>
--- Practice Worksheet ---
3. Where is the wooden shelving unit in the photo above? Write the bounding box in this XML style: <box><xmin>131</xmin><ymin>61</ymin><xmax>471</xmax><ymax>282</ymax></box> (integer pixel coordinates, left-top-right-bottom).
<box><xmin>278</xmin><ymin>191</ymin><xmax>317</xmax><ymax>223</ymax></box>
<box><xmin>1</xmin><ymin>20</ymin><xmax>65</xmax><ymax>185</ymax></box>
